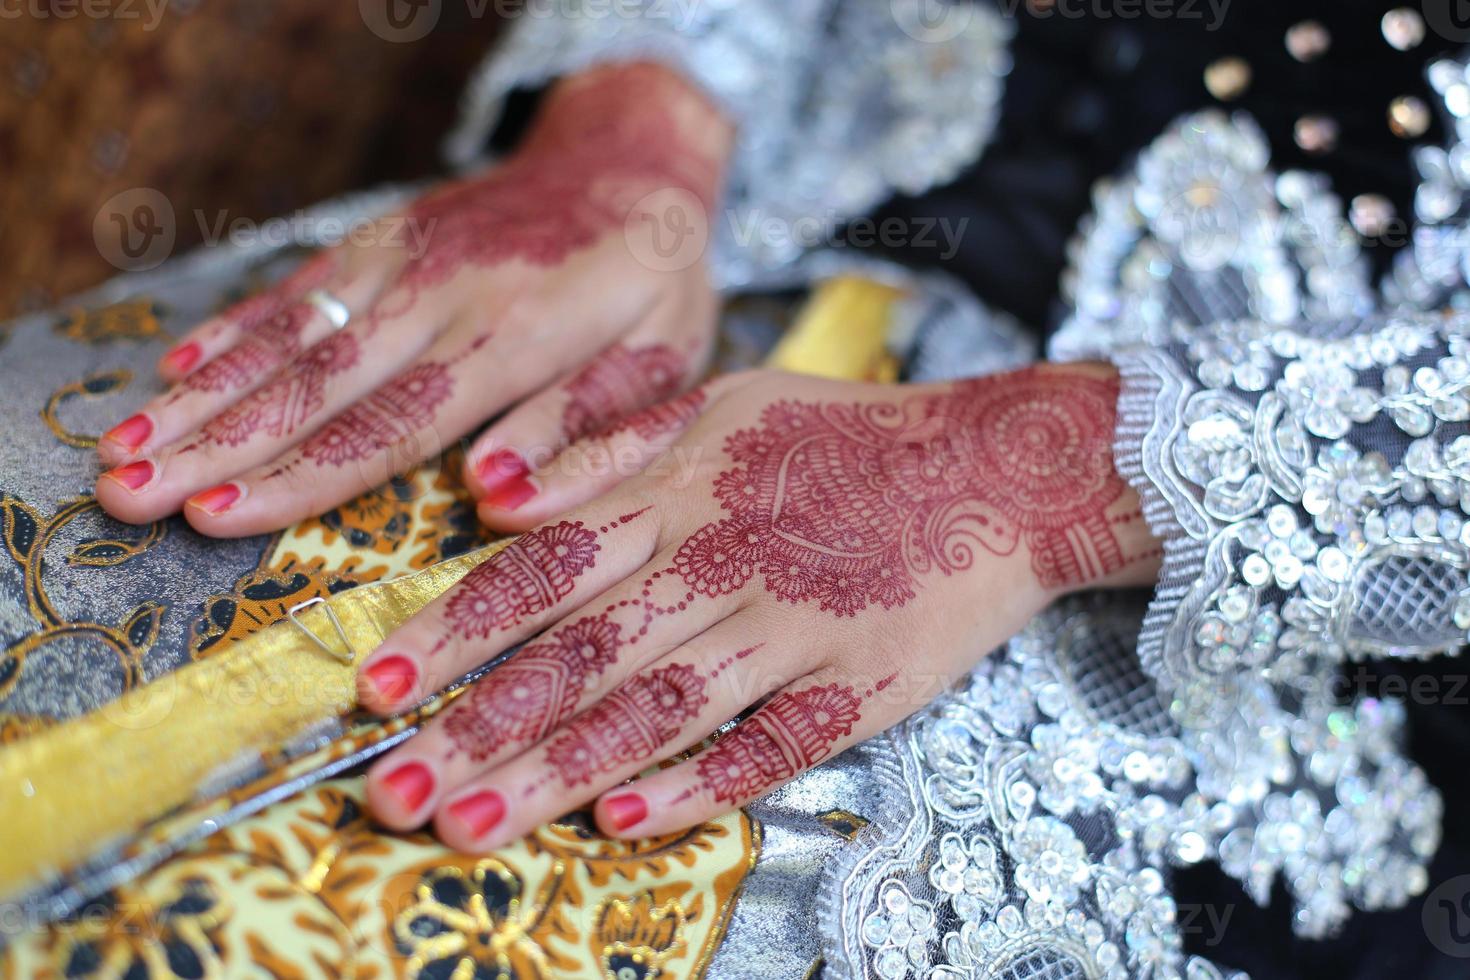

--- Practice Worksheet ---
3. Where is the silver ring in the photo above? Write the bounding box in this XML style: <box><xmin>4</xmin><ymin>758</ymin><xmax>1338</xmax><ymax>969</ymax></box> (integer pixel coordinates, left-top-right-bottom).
<box><xmin>304</xmin><ymin>288</ymin><xmax>351</xmax><ymax>330</ymax></box>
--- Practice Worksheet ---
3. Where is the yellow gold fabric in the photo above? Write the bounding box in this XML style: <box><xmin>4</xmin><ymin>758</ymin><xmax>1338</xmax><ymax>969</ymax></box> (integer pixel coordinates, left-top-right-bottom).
<box><xmin>4</xmin><ymin>776</ymin><xmax>756</xmax><ymax>979</ymax></box>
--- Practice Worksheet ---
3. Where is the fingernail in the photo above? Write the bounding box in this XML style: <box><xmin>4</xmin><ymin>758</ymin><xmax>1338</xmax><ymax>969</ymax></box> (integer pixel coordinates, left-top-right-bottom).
<box><xmin>187</xmin><ymin>481</ymin><xmax>245</xmax><ymax>516</ymax></box>
<box><xmin>381</xmin><ymin>761</ymin><xmax>435</xmax><ymax>812</ymax></box>
<box><xmin>103</xmin><ymin>414</ymin><xmax>152</xmax><ymax>452</ymax></box>
<box><xmin>103</xmin><ymin>459</ymin><xmax>155</xmax><ymax>493</ymax></box>
<box><xmin>160</xmin><ymin>341</ymin><xmax>202</xmax><ymax>374</ymax></box>
<box><xmin>482</xmin><ymin>475</ymin><xmax>537</xmax><ymax>512</ymax></box>
<box><xmin>474</xmin><ymin>448</ymin><xmax>529</xmax><ymax>496</ymax></box>
<box><xmin>603</xmin><ymin>792</ymin><xmax>648</xmax><ymax>832</ymax></box>
<box><xmin>360</xmin><ymin>655</ymin><xmax>418</xmax><ymax>707</ymax></box>
<box><xmin>448</xmin><ymin>789</ymin><xmax>506</xmax><ymax>838</ymax></box>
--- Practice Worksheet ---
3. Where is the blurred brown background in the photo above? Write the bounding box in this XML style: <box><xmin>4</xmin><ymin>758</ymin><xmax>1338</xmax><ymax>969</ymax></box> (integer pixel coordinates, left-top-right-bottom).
<box><xmin>0</xmin><ymin>1</ymin><xmax>496</xmax><ymax>318</ymax></box>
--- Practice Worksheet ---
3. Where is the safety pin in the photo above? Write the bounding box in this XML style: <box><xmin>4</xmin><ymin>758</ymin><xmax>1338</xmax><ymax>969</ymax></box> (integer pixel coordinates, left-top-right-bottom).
<box><xmin>287</xmin><ymin>596</ymin><xmax>355</xmax><ymax>665</ymax></box>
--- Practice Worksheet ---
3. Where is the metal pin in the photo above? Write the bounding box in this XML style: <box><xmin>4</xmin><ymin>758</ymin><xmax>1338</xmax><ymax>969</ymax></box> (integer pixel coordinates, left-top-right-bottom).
<box><xmin>287</xmin><ymin>596</ymin><xmax>355</xmax><ymax>665</ymax></box>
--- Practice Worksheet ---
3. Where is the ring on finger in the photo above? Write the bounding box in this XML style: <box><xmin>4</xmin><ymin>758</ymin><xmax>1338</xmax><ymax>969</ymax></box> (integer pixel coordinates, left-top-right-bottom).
<box><xmin>304</xmin><ymin>288</ymin><xmax>351</xmax><ymax>331</ymax></box>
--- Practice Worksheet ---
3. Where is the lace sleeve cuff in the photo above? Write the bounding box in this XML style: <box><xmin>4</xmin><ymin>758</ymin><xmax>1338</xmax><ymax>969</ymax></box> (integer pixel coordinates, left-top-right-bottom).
<box><xmin>443</xmin><ymin>0</ymin><xmax>1012</xmax><ymax>289</ymax></box>
<box><xmin>1113</xmin><ymin>314</ymin><xmax>1470</xmax><ymax>689</ymax></box>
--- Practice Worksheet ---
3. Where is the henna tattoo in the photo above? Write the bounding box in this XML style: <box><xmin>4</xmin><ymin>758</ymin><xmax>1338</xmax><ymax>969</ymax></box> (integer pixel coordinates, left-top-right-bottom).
<box><xmin>561</xmin><ymin>343</ymin><xmax>688</xmax><ymax>443</ymax></box>
<box><xmin>301</xmin><ymin>362</ymin><xmax>454</xmax><ymax>467</ymax></box>
<box><xmin>544</xmin><ymin>662</ymin><xmax>707</xmax><ymax>786</ymax></box>
<box><xmin>183</xmin><ymin>304</ymin><xmax>312</xmax><ymax>395</ymax></box>
<box><xmin>671</xmin><ymin>368</ymin><xmax>1132</xmax><ymax>610</ymax></box>
<box><xmin>590</xmin><ymin>382</ymin><xmax>707</xmax><ymax>446</ymax></box>
<box><xmin>399</xmin><ymin>66</ymin><xmax>718</xmax><ymax>294</ymax></box>
<box><xmin>199</xmin><ymin>332</ymin><xmax>360</xmax><ymax>447</ymax></box>
<box><xmin>695</xmin><ymin>683</ymin><xmax>863</xmax><ymax>804</ymax></box>
<box><xmin>443</xmin><ymin>613</ymin><xmax>623</xmax><ymax>762</ymax></box>
<box><xmin>443</xmin><ymin>520</ymin><xmax>602</xmax><ymax>641</ymax></box>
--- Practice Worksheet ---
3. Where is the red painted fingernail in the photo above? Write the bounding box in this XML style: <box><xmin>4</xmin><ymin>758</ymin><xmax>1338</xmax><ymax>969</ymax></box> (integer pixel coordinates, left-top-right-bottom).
<box><xmin>103</xmin><ymin>414</ymin><xmax>152</xmax><ymax>452</ymax></box>
<box><xmin>360</xmin><ymin>655</ymin><xmax>418</xmax><ymax>707</ymax></box>
<box><xmin>448</xmin><ymin>790</ymin><xmax>506</xmax><ymax>838</ymax></box>
<box><xmin>603</xmin><ymin>792</ymin><xmax>648</xmax><ymax>832</ymax></box>
<box><xmin>160</xmin><ymin>341</ymin><xmax>202</xmax><ymax>374</ymax></box>
<box><xmin>381</xmin><ymin>761</ymin><xmax>435</xmax><ymax>812</ymax></box>
<box><xmin>474</xmin><ymin>448</ymin><xmax>529</xmax><ymax>496</ymax></box>
<box><xmin>104</xmin><ymin>459</ymin><xmax>155</xmax><ymax>493</ymax></box>
<box><xmin>482</xmin><ymin>476</ymin><xmax>537</xmax><ymax>512</ymax></box>
<box><xmin>186</xmin><ymin>481</ymin><xmax>243</xmax><ymax>516</ymax></box>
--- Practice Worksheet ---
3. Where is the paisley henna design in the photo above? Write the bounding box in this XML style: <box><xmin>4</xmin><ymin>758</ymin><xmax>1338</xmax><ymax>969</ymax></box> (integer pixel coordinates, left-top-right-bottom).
<box><xmin>671</xmin><ymin>369</ymin><xmax>1131</xmax><ymax>610</ymax></box>
<box><xmin>695</xmin><ymin>682</ymin><xmax>863</xmax><ymax>804</ymax></box>
<box><xmin>560</xmin><ymin>343</ymin><xmax>689</xmax><ymax>443</ymax></box>
<box><xmin>443</xmin><ymin>520</ymin><xmax>603</xmax><ymax>642</ymax></box>
<box><xmin>544</xmin><ymin>662</ymin><xmax>708</xmax><ymax>786</ymax></box>
<box><xmin>301</xmin><ymin>362</ymin><xmax>454</xmax><ymax>467</ymax></box>
<box><xmin>199</xmin><ymin>331</ymin><xmax>361</xmax><ymax>447</ymax></box>
<box><xmin>443</xmin><ymin>613</ymin><xmax>623</xmax><ymax>762</ymax></box>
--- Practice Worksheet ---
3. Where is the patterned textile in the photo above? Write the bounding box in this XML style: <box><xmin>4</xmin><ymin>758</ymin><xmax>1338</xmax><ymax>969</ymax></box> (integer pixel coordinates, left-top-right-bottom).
<box><xmin>0</xmin><ymin>4</ymin><xmax>489</xmax><ymax>318</ymax></box>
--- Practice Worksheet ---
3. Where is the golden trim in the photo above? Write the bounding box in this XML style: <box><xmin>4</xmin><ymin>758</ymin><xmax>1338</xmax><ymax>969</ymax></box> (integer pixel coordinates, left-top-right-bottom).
<box><xmin>0</xmin><ymin>543</ymin><xmax>503</xmax><ymax>898</ymax></box>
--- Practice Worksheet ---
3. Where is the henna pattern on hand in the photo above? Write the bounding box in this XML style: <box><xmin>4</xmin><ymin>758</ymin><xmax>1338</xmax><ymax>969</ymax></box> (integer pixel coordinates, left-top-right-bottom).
<box><xmin>560</xmin><ymin>343</ymin><xmax>689</xmax><ymax>444</ymax></box>
<box><xmin>300</xmin><ymin>362</ymin><xmax>454</xmax><ymax>467</ymax></box>
<box><xmin>694</xmin><ymin>682</ymin><xmax>863</xmax><ymax>805</ymax></box>
<box><xmin>182</xmin><ymin>305</ymin><xmax>312</xmax><ymax>395</ymax></box>
<box><xmin>671</xmin><ymin>369</ymin><xmax>1133</xmax><ymax>610</ymax></box>
<box><xmin>443</xmin><ymin>613</ymin><xmax>624</xmax><ymax>762</ymax></box>
<box><xmin>443</xmin><ymin>520</ymin><xmax>603</xmax><ymax>642</ymax></box>
<box><xmin>544</xmin><ymin>662</ymin><xmax>708</xmax><ymax>786</ymax></box>
<box><xmin>198</xmin><ymin>332</ymin><xmax>361</xmax><ymax>447</ymax></box>
<box><xmin>398</xmin><ymin>67</ymin><xmax>718</xmax><ymax>295</ymax></box>
<box><xmin>583</xmin><ymin>379</ymin><xmax>708</xmax><ymax>445</ymax></box>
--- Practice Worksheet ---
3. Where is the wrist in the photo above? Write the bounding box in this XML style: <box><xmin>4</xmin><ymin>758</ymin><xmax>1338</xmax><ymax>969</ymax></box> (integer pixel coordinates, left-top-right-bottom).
<box><xmin>529</xmin><ymin>61</ymin><xmax>735</xmax><ymax>186</ymax></box>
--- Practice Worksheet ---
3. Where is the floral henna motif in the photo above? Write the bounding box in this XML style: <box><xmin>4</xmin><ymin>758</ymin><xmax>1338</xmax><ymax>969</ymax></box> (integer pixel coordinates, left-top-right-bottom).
<box><xmin>561</xmin><ymin>344</ymin><xmax>689</xmax><ymax>443</ymax></box>
<box><xmin>443</xmin><ymin>520</ymin><xmax>603</xmax><ymax>642</ymax></box>
<box><xmin>544</xmin><ymin>662</ymin><xmax>708</xmax><ymax>786</ymax></box>
<box><xmin>671</xmin><ymin>369</ymin><xmax>1130</xmax><ymax>611</ymax></box>
<box><xmin>443</xmin><ymin>614</ymin><xmax>623</xmax><ymax>762</ymax></box>
<box><xmin>199</xmin><ymin>332</ymin><xmax>361</xmax><ymax>447</ymax></box>
<box><xmin>694</xmin><ymin>683</ymin><xmax>863</xmax><ymax>804</ymax></box>
<box><xmin>300</xmin><ymin>362</ymin><xmax>454</xmax><ymax>467</ymax></box>
<box><xmin>183</xmin><ymin>304</ymin><xmax>312</xmax><ymax>395</ymax></box>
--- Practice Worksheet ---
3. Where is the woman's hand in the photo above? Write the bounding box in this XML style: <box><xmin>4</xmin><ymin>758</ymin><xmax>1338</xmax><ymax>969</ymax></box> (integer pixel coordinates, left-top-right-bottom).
<box><xmin>95</xmin><ymin>61</ymin><xmax>732</xmax><ymax>535</ymax></box>
<box><xmin>353</xmin><ymin>364</ymin><xmax>1163</xmax><ymax>849</ymax></box>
